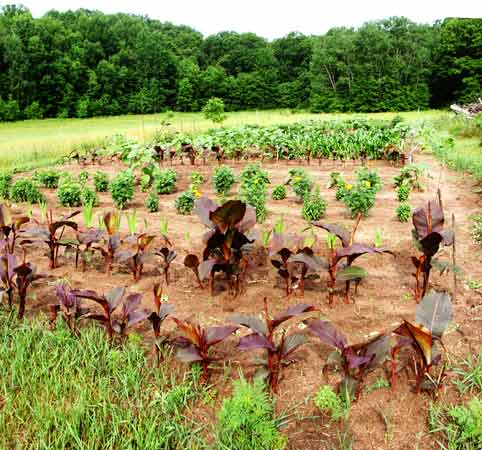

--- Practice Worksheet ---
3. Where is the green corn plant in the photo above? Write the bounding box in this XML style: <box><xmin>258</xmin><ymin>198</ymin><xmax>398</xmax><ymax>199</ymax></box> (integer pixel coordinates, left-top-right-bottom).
<box><xmin>82</xmin><ymin>202</ymin><xmax>94</xmax><ymax>228</ymax></box>
<box><xmin>126</xmin><ymin>210</ymin><xmax>137</xmax><ymax>235</ymax></box>
<box><xmin>38</xmin><ymin>200</ymin><xmax>47</xmax><ymax>224</ymax></box>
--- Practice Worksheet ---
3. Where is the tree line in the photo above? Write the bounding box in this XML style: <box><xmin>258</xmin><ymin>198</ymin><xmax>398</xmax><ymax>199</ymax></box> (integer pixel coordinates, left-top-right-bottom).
<box><xmin>0</xmin><ymin>5</ymin><xmax>480</xmax><ymax>121</ymax></box>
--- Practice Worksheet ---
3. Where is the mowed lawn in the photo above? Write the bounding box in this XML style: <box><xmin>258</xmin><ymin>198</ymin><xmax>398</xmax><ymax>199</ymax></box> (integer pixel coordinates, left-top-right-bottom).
<box><xmin>0</xmin><ymin>109</ymin><xmax>445</xmax><ymax>171</ymax></box>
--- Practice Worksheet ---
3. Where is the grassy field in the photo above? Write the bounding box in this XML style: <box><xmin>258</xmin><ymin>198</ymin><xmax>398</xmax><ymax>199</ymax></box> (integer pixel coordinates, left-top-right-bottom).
<box><xmin>0</xmin><ymin>109</ymin><xmax>446</xmax><ymax>171</ymax></box>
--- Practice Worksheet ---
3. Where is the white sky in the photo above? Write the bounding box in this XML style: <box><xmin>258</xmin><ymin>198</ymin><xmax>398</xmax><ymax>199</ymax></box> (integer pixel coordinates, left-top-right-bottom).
<box><xmin>17</xmin><ymin>0</ymin><xmax>482</xmax><ymax>40</ymax></box>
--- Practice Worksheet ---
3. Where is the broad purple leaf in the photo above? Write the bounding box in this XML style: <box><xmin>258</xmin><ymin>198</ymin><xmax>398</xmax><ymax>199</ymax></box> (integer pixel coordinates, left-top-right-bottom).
<box><xmin>419</xmin><ymin>232</ymin><xmax>443</xmax><ymax>257</ymax></box>
<box><xmin>412</xmin><ymin>201</ymin><xmax>444</xmax><ymax>239</ymax></box>
<box><xmin>237</xmin><ymin>206</ymin><xmax>256</xmax><ymax>233</ymax></box>
<box><xmin>105</xmin><ymin>287</ymin><xmax>125</xmax><ymax>312</ymax></box>
<box><xmin>344</xmin><ymin>347</ymin><xmax>373</xmax><ymax>369</ymax></box>
<box><xmin>272</xmin><ymin>304</ymin><xmax>316</xmax><ymax>328</ymax></box>
<box><xmin>281</xmin><ymin>332</ymin><xmax>307</xmax><ymax>358</ymax></box>
<box><xmin>335</xmin><ymin>243</ymin><xmax>385</xmax><ymax>264</ymax></box>
<box><xmin>198</xmin><ymin>258</ymin><xmax>217</xmax><ymax>281</ymax></box>
<box><xmin>194</xmin><ymin>197</ymin><xmax>218</xmax><ymax>228</ymax></box>
<box><xmin>238</xmin><ymin>333</ymin><xmax>276</xmax><ymax>352</ymax></box>
<box><xmin>231</xmin><ymin>313</ymin><xmax>268</xmax><ymax>336</ymax></box>
<box><xmin>124</xmin><ymin>293</ymin><xmax>142</xmax><ymax>314</ymax></box>
<box><xmin>205</xmin><ymin>325</ymin><xmax>238</xmax><ymax>346</ymax></box>
<box><xmin>127</xmin><ymin>309</ymin><xmax>149</xmax><ymax>327</ymax></box>
<box><xmin>306</xmin><ymin>319</ymin><xmax>347</xmax><ymax>351</ymax></box>
<box><xmin>175</xmin><ymin>345</ymin><xmax>203</xmax><ymax>363</ymax></box>
<box><xmin>209</xmin><ymin>200</ymin><xmax>247</xmax><ymax>233</ymax></box>
<box><xmin>288</xmin><ymin>251</ymin><xmax>327</xmax><ymax>271</ymax></box>
<box><xmin>311</xmin><ymin>221</ymin><xmax>350</xmax><ymax>247</ymax></box>
<box><xmin>416</xmin><ymin>291</ymin><xmax>453</xmax><ymax>338</ymax></box>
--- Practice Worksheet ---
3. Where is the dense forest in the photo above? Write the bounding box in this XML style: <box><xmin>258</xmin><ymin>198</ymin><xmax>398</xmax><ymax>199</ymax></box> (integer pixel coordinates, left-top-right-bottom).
<box><xmin>0</xmin><ymin>5</ymin><xmax>480</xmax><ymax>120</ymax></box>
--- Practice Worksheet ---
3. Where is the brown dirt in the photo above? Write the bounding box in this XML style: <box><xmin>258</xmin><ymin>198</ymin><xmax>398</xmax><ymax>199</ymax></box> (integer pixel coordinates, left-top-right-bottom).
<box><xmin>9</xmin><ymin>154</ymin><xmax>482</xmax><ymax>450</ymax></box>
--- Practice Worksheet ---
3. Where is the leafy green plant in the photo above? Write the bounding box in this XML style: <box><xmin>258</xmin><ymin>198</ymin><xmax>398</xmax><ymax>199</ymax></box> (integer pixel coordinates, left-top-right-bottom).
<box><xmin>0</xmin><ymin>172</ymin><xmax>12</xmax><ymax>199</ymax></box>
<box><xmin>202</xmin><ymin>97</ymin><xmax>227</xmax><ymax>124</ymax></box>
<box><xmin>396</xmin><ymin>203</ymin><xmax>411</xmax><ymax>222</ymax></box>
<box><xmin>355</xmin><ymin>167</ymin><xmax>382</xmax><ymax>193</ymax></box>
<box><xmin>145</xmin><ymin>191</ymin><xmax>159</xmax><ymax>212</ymax></box>
<box><xmin>110</xmin><ymin>171</ymin><xmax>134</xmax><ymax>209</ymax></box>
<box><xmin>272</xmin><ymin>185</ymin><xmax>286</xmax><ymax>200</ymax></box>
<box><xmin>397</xmin><ymin>182</ymin><xmax>411</xmax><ymax>202</ymax></box>
<box><xmin>216</xmin><ymin>377</ymin><xmax>287</xmax><ymax>450</ymax></box>
<box><xmin>154</xmin><ymin>168</ymin><xmax>177</xmax><ymax>195</ymax></box>
<box><xmin>189</xmin><ymin>171</ymin><xmax>204</xmax><ymax>188</ymax></box>
<box><xmin>93</xmin><ymin>171</ymin><xmax>110</xmax><ymax>192</ymax></box>
<box><xmin>343</xmin><ymin>185</ymin><xmax>376</xmax><ymax>217</ymax></box>
<box><xmin>287</xmin><ymin>168</ymin><xmax>312</xmax><ymax>201</ymax></box>
<box><xmin>233</xmin><ymin>301</ymin><xmax>315</xmax><ymax>392</ymax></box>
<box><xmin>240</xmin><ymin>164</ymin><xmax>269</xmax><ymax>223</ymax></box>
<box><xmin>302</xmin><ymin>187</ymin><xmax>327</xmax><ymax>221</ymax></box>
<box><xmin>57</xmin><ymin>180</ymin><xmax>83</xmax><ymax>207</ymax></box>
<box><xmin>10</xmin><ymin>178</ymin><xmax>44</xmax><ymax>204</ymax></box>
<box><xmin>314</xmin><ymin>385</ymin><xmax>350</xmax><ymax>421</ymax></box>
<box><xmin>213</xmin><ymin>165</ymin><xmax>236</xmax><ymax>195</ymax></box>
<box><xmin>394</xmin><ymin>164</ymin><xmax>428</xmax><ymax>191</ymax></box>
<box><xmin>81</xmin><ymin>186</ymin><xmax>98</xmax><ymax>207</ymax></box>
<box><xmin>82</xmin><ymin>202</ymin><xmax>94</xmax><ymax>228</ymax></box>
<box><xmin>125</xmin><ymin>210</ymin><xmax>137</xmax><ymax>235</ymax></box>
<box><xmin>471</xmin><ymin>211</ymin><xmax>482</xmax><ymax>245</ymax></box>
<box><xmin>35</xmin><ymin>170</ymin><xmax>60</xmax><ymax>189</ymax></box>
<box><xmin>429</xmin><ymin>398</ymin><xmax>482</xmax><ymax>450</ymax></box>
<box><xmin>78</xmin><ymin>170</ymin><xmax>89</xmax><ymax>185</ymax></box>
<box><xmin>171</xmin><ymin>317</ymin><xmax>238</xmax><ymax>382</ymax></box>
<box><xmin>175</xmin><ymin>191</ymin><xmax>195</xmax><ymax>215</ymax></box>
<box><xmin>328</xmin><ymin>171</ymin><xmax>344</xmax><ymax>189</ymax></box>
<box><xmin>452</xmin><ymin>353</ymin><xmax>482</xmax><ymax>394</ymax></box>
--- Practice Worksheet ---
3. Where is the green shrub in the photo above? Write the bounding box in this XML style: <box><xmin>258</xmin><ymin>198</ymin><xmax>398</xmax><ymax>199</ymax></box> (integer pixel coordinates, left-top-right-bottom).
<box><xmin>35</xmin><ymin>170</ymin><xmax>60</xmax><ymax>189</ymax></box>
<box><xmin>335</xmin><ymin>183</ymin><xmax>350</xmax><ymax>201</ymax></box>
<box><xmin>396</xmin><ymin>182</ymin><xmax>411</xmax><ymax>202</ymax></box>
<box><xmin>272</xmin><ymin>184</ymin><xmax>287</xmax><ymax>200</ymax></box>
<box><xmin>189</xmin><ymin>171</ymin><xmax>205</xmax><ymax>188</ymax></box>
<box><xmin>110</xmin><ymin>171</ymin><xmax>135</xmax><ymax>209</ymax></box>
<box><xmin>81</xmin><ymin>186</ymin><xmax>98</xmax><ymax>206</ymax></box>
<box><xmin>356</xmin><ymin>167</ymin><xmax>382</xmax><ymax>192</ymax></box>
<box><xmin>10</xmin><ymin>178</ymin><xmax>43</xmax><ymax>204</ymax></box>
<box><xmin>396</xmin><ymin>203</ymin><xmax>411</xmax><ymax>222</ymax></box>
<box><xmin>393</xmin><ymin>164</ymin><xmax>428</xmax><ymax>191</ymax></box>
<box><xmin>302</xmin><ymin>187</ymin><xmax>327</xmax><ymax>221</ymax></box>
<box><xmin>78</xmin><ymin>171</ymin><xmax>90</xmax><ymax>185</ymax></box>
<box><xmin>429</xmin><ymin>398</ymin><xmax>482</xmax><ymax>450</ymax></box>
<box><xmin>314</xmin><ymin>385</ymin><xmax>349</xmax><ymax>421</ymax></box>
<box><xmin>240</xmin><ymin>164</ymin><xmax>269</xmax><ymax>223</ymax></box>
<box><xmin>175</xmin><ymin>191</ymin><xmax>195</xmax><ymax>215</ymax></box>
<box><xmin>93</xmin><ymin>171</ymin><xmax>110</xmax><ymax>192</ymax></box>
<box><xmin>203</xmin><ymin>97</ymin><xmax>227</xmax><ymax>124</ymax></box>
<box><xmin>0</xmin><ymin>172</ymin><xmax>12</xmax><ymax>199</ymax></box>
<box><xmin>154</xmin><ymin>168</ymin><xmax>177</xmax><ymax>195</ymax></box>
<box><xmin>328</xmin><ymin>171</ymin><xmax>344</xmax><ymax>189</ymax></box>
<box><xmin>145</xmin><ymin>192</ymin><xmax>159</xmax><ymax>213</ymax></box>
<box><xmin>471</xmin><ymin>212</ymin><xmax>482</xmax><ymax>245</ymax></box>
<box><xmin>239</xmin><ymin>163</ymin><xmax>270</xmax><ymax>186</ymax></box>
<box><xmin>213</xmin><ymin>165</ymin><xmax>236</xmax><ymax>195</ymax></box>
<box><xmin>343</xmin><ymin>185</ymin><xmax>376</xmax><ymax>217</ymax></box>
<box><xmin>288</xmin><ymin>168</ymin><xmax>313</xmax><ymax>201</ymax></box>
<box><xmin>216</xmin><ymin>377</ymin><xmax>287</xmax><ymax>450</ymax></box>
<box><xmin>58</xmin><ymin>181</ymin><xmax>83</xmax><ymax>207</ymax></box>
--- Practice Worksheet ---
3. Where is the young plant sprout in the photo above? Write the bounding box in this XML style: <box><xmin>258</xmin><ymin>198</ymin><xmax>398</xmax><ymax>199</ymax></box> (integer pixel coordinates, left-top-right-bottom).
<box><xmin>155</xmin><ymin>247</ymin><xmax>177</xmax><ymax>285</ymax></box>
<box><xmin>171</xmin><ymin>317</ymin><xmax>238</xmax><ymax>383</ymax></box>
<box><xmin>126</xmin><ymin>210</ymin><xmax>138</xmax><ymax>235</ymax></box>
<box><xmin>233</xmin><ymin>300</ymin><xmax>315</xmax><ymax>392</ymax></box>
<box><xmin>82</xmin><ymin>202</ymin><xmax>94</xmax><ymax>228</ymax></box>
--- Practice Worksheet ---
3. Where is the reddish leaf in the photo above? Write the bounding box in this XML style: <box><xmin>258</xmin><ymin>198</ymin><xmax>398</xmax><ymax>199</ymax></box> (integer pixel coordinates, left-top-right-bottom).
<box><xmin>305</xmin><ymin>319</ymin><xmax>348</xmax><ymax>351</ymax></box>
<box><xmin>205</xmin><ymin>325</ymin><xmax>238</xmax><ymax>346</ymax></box>
<box><xmin>238</xmin><ymin>333</ymin><xmax>276</xmax><ymax>351</ymax></box>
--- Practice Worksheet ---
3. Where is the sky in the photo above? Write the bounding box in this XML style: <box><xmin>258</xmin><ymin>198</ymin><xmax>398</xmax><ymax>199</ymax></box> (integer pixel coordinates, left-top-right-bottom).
<box><xmin>17</xmin><ymin>0</ymin><xmax>482</xmax><ymax>39</ymax></box>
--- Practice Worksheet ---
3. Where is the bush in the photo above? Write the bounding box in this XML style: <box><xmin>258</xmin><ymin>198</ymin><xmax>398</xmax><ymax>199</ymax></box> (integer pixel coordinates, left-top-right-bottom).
<box><xmin>314</xmin><ymin>385</ymin><xmax>349</xmax><ymax>421</ymax></box>
<box><xmin>335</xmin><ymin>183</ymin><xmax>350</xmax><ymax>201</ymax></box>
<box><xmin>328</xmin><ymin>171</ymin><xmax>344</xmax><ymax>189</ymax></box>
<box><xmin>396</xmin><ymin>203</ymin><xmax>411</xmax><ymax>222</ymax></box>
<box><xmin>175</xmin><ymin>191</ymin><xmax>195</xmax><ymax>215</ymax></box>
<box><xmin>216</xmin><ymin>377</ymin><xmax>287</xmax><ymax>450</ymax></box>
<box><xmin>24</xmin><ymin>101</ymin><xmax>43</xmax><ymax>119</ymax></box>
<box><xmin>240</xmin><ymin>164</ymin><xmax>269</xmax><ymax>223</ymax></box>
<box><xmin>81</xmin><ymin>186</ymin><xmax>98</xmax><ymax>206</ymax></box>
<box><xmin>356</xmin><ymin>167</ymin><xmax>382</xmax><ymax>192</ymax></box>
<box><xmin>343</xmin><ymin>185</ymin><xmax>376</xmax><ymax>218</ymax></box>
<box><xmin>93</xmin><ymin>171</ymin><xmax>110</xmax><ymax>192</ymax></box>
<box><xmin>154</xmin><ymin>169</ymin><xmax>177</xmax><ymax>195</ymax></box>
<box><xmin>145</xmin><ymin>192</ymin><xmax>159</xmax><ymax>213</ymax></box>
<box><xmin>288</xmin><ymin>168</ymin><xmax>313</xmax><ymax>201</ymax></box>
<box><xmin>57</xmin><ymin>181</ymin><xmax>83</xmax><ymax>207</ymax></box>
<box><xmin>239</xmin><ymin>163</ymin><xmax>270</xmax><ymax>187</ymax></box>
<box><xmin>272</xmin><ymin>185</ymin><xmax>287</xmax><ymax>200</ymax></box>
<box><xmin>302</xmin><ymin>187</ymin><xmax>327</xmax><ymax>221</ymax></box>
<box><xmin>397</xmin><ymin>182</ymin><xmax>411</xmax><ymax>202</ymax></box>
<box><xmin>0</xmin><ymin>172</ymin><xmax>12</xmax><ymax>199</ymax></box>
<box><xmin>78</xmin><ymin>171</ymin><xmax>89</xmax><ymax>185</ymax></box>
<box><xmin>10</xmin><ymin>178</ymin><xmax>43</xmax><ymax>204</ymax></box>
<box><xmin>189</xmin><ymin>171</ymin><xmax>205</xmax><ymax>188</ymax></box>
<box><xmin>471</xmin><ymin>212</ymin><xmax>482</xmax><ymax>245</ymax></box>
<box><xmin>213</xmin><ymin>165</ymin><xmax>236</xmax><ymax>195</ymax></box>
<box><xmin>35</xmin><ymin>170</ymin><xmax>60</xmax><ymax>189</ymax></box>
<box><xmin>110</xmin><ymin>171</ymin><xmax>135</xmax><ymax>209</ymax></box>
<box><xmin>202</xmin><ymin>97</ymin><xmax>227</xmax><ymax>124</ymax></box>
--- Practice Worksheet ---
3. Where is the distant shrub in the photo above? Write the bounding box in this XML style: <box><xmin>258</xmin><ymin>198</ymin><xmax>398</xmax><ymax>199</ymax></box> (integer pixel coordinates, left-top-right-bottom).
<box><xmin>145</xmin><ymin>192</ymin><xmax>159</xmax><ymax>213</ymax></box>
<box><xmin>93</xmin><ymin>171</ymin><xmax>110</xmax><ymax>192</ymax></box>
<box><xmin>35</xmin><ymin>170</ymin><xmax>60</xmax><ymax>189</ymax></box>
<box><xmin>110</xmin><ymin>171</ymin><xmax>135</xmax><ymax>209</ymax></box>
<box><xmin>154</xmin><ymin>169</ymin><xmax>177</xmax><ymax>195</ymax></box>
<box><xmin>288</xmin><ymin>168</ymin><xmax>312</xmax><ymax>201</ymax></box>
<box><xmin>81</xmin><ymin>186</ymin><xmax>98</xmax><ymax>206</ymax></box>
<box><xmin>78</xmin><ymin>170</ymin><xmax>90</xmax><ymax>185</ymax></box>
<box><xmin>213</xmin><ymin>166</ymin><xmax>236</xmax><ymax>194</ymax></box>
<box><xmin>58</xmin><ymin>180</ymin><xmax>83</xmax><ymax>207</ymax></box>
<box><xmin>0</xmin><ymin>172</ymin><xmax>12</xmax><ymax>199</ymax></box>
<box><xmin>10</xmin><ymin>178</ymin><xmax>43</xmax><ymax>204</ymax></box>
<box><xmin>189</xmin><ymin>171</ymin><xmax>204</xmax><ymax>188</ymax></box>
<box><xmin>302</xmin><ymin>187</ymin><xmax>327</xmax><ymax>221</ymax></box>
<box><xmin>175</xmin><ymin>191</ymin><xmax>195</xmax><ymax>215</ymax></box>
<box><xmin>397</xmin><ymin>182</ymin><xmax>411</xmax><ymax>202</ymax></box>
<box><xmin>272</xmin><ymin>184</ymin><xmax>286</xmax><ymax>200</ymax></box>
<box><xmin>314</xmin><ymin>385</ymin><xmax>349</xmax><ymax>421</ymax></box>
<box><xmin>396</xmin><ymin>203</ymin><xmax>411</xmax><ymax>222</ymax></box>
<box><xmin>216</xmin><ymin>377</ymin><xmax>287</xmax><ymax>450</ymax></box>
<box><xmin>203</xmin><ymin>97</ymin><xmax>227</xmax><ymax>124</ymax></box>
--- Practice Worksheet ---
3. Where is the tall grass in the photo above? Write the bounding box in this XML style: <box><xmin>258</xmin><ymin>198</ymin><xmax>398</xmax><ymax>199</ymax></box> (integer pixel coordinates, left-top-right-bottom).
<box><xmin>0</xmin><ymin>312</ymin><xmax>208</xmax><ymax>449</ymax></box>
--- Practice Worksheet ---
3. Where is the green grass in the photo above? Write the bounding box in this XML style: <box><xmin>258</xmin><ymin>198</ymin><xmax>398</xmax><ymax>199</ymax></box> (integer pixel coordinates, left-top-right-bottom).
<box><xmin>0</xmin><ymin>109</ymin><xmax>445</xmax><ymax>171</ymax></box>
<box><xmin>0</xmin><ymin>312</ymin><xmax>208</xmax><ymax>449</ymax></box>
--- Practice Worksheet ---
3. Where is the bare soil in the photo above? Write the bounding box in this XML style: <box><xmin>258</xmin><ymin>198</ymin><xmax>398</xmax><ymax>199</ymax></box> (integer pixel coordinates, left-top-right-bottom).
<box><xmin>12</xmin><ymin>154</ymin><xmax>482</xmax><ymax>450</ymax></box>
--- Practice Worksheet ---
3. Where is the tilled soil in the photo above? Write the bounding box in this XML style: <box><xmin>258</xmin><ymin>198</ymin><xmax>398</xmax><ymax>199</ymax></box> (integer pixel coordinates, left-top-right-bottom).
<box><xmin>10</xmin><ymin>154</ymin><xmax>482</xmax><ymax>450</ymax></box>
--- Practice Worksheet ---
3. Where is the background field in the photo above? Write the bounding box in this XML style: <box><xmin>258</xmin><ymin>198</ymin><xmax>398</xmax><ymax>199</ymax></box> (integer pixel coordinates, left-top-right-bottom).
<box><xmin>0</xmin><ymin>109</ymin><xmax>447</xmax><ymax>171</ymax></box>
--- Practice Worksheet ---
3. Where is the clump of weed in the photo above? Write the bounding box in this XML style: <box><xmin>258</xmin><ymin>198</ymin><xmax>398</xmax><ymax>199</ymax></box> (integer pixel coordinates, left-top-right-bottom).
<box><xmin>213</xmin><ymin>165</ymin><xmax>236</xmax><ymax>195</ymax></box>
<box><xmin>314</xmin><ymin>385</ymin><xmax>350</xmax><ymax>421</ymax></box>
<box><xmin>10</xmin><ymin>178</ymin><xmax>44</xmax><ymax>204</ymax></box>
<box><xmin>272</xmin><ymin>184</ymin><xmax>286</xmax><ymax>200</ymax></box>
<box><xmin>302</xmin><ymin>186</ymin><xmax>327</xmax><ymax>221</ymax></box>
<box><xmin>175</xmin><ymin>191</ymin><xmax>195</xmax><ymax>215</ymax></box>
